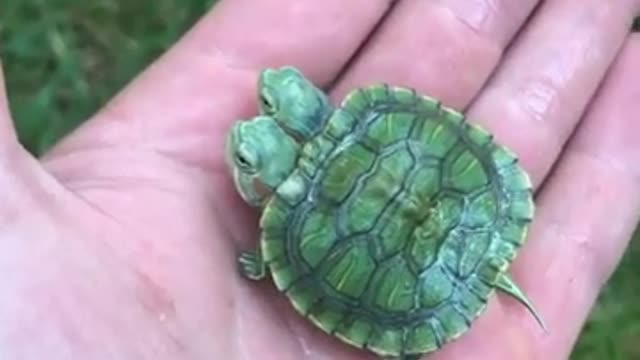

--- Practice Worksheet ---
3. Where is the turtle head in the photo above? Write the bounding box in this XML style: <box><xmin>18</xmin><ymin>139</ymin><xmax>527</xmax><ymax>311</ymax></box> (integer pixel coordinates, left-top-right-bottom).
<box><xmin>225</xmin><ymin>115</ymin><xmax>300</xmax><ymax>207</ymax></box>
<box><xmin>258</xmin><ymin>66</ymin><xmax>332</xmax><ymax>140</ymax></box>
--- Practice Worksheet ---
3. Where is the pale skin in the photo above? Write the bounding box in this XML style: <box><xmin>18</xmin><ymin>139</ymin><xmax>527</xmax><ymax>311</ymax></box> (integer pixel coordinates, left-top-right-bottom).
<box><xmin>0</xmin><ymin>1</ymin><xmax>639</xmax><ymax>359</ymax></box>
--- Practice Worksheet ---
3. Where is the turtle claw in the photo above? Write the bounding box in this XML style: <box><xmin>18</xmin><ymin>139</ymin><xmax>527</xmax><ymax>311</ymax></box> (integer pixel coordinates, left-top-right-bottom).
<box><xmin>238</xmin><ymin>250</ymin><xmax>266</xmax><ymax>280</ymax></box>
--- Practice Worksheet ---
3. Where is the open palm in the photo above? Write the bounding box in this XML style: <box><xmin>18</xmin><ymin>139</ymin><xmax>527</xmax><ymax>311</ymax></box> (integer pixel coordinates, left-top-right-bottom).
<box><xmin>1</xmin><ymin>1</ymin><xmax>639</xmax><ymax>359</ymax></box>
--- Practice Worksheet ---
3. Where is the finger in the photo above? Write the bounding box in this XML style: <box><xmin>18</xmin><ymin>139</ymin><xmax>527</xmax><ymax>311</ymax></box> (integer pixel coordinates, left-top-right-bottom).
<box><xmin>465</xmin><ymin>0</ymin><xmax>640</xmax><ymax>187</ymax></box>
<box><xmin>331</xmin><ymin>0</ymin><xmax>542</xmax><ymax>107</ymax></box>
<box><xmin>433</xmin><ymin>33</ymin><xmax>640</xmax><ymax>360</ymax></box>
<box><xmin>44</xmin><ymin>0</ymin><xmax>394</xmax><ymax>169</ymax></box>
<box><xmin>517</xmin><ymin>34</ymin><xmax>640</xmax><ymax>360</ymax></box>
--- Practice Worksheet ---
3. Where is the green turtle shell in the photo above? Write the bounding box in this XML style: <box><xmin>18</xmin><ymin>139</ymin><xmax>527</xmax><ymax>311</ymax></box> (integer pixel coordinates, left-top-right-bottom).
<box><xmin>258</xmin><ymin>85</ymin><xmax>533</xmax><ymax>358</ymax></box>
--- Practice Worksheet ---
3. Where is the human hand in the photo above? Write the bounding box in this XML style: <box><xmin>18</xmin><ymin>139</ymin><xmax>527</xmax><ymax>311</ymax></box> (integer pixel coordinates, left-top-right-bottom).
<box><xmin>0</xmin><ymin>1</ymin><xmax>639</xmax><ymax>359</ymax></box>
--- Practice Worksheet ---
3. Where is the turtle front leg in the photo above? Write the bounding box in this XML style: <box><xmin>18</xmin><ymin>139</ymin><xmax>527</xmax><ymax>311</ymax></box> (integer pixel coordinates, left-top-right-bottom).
<box><xmin>238</xmin><ymin>248</ymin><xmax>267</xmax><ymax>280</ymax></box>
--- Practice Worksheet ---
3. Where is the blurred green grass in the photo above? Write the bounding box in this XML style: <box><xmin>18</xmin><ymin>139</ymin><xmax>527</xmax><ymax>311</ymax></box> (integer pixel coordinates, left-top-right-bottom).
<box><xmin>0</xmin><ymin>1</ymin><xmax>638</xmax><ymax>359</ymax></box>
<box><xmin>0</xmin><ymin>0</ymin><xmax>216</xmax><ymax>154</ymax></box>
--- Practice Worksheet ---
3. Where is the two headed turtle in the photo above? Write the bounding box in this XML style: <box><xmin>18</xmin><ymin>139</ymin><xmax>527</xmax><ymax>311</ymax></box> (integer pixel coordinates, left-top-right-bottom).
<box><xmin>225</xmin><ymin>66</ymin><xmax>545</xmax><ymax>359</ymax></box>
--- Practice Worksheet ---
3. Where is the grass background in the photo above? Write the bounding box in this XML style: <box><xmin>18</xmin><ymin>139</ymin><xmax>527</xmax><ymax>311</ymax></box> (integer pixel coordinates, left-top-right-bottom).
<box><xmin>0</xmin><ymin>1</ymin><xmax>638</xmax><ymax>359</ymax></box>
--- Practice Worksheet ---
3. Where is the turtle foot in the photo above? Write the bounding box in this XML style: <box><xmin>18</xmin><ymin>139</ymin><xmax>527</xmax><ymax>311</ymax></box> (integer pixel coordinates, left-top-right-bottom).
<box><xmin>238</xmin><ymin>250</ymin><xmax>266</xmax><ymax>280</ymax></box>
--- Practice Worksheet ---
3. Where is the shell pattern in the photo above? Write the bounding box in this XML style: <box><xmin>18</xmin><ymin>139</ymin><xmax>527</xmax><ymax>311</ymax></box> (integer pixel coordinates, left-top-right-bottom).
<box><xmin>257</xmin><ymin>84</ymin><xmax>535</xmax><ymax>359</ymax></box>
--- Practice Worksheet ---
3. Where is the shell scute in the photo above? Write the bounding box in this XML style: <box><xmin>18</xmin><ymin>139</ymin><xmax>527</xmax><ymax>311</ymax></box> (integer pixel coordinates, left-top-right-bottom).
<box><xmin>286</xmin><ymin>281</ymin><xmax>321</xmax><ymax>315</ymax></box>
<box><xmin>466</xmin><ymin>274</ymin><xmax>493</xmax><ymax>299</ymax></box>
<box><xmin>499</xmin><ymin>218</ymin><xmax>529</xmax><ymax>245</ymax></box>
<box><xmin>413</xmin><ymin>118</ymin><xmax>459</xmax><ymax>158</ymax></box>
<box><xmin>476</xmin><ymin>258</ymin><xmax>505</xmax><ymax>285</ymax></box>
<box><xmin>392</xmin><ymin>87</ymin><xmax>419</xmax><ymax>105</ymax></box>
<box><xmin>442</xmin><ymin>106</ymin><xmax>465</xmax><ymax>126</ymax></box>
<box><xmin>405</xmin><ymin>323</ymin><xmax>439</xmax><ymax>354</ymax></box>
<box><xmin>299</xmin><ymin>210</ymin><xmax>336</xmax><ymax>267</ymax></box>
<box><xmin>438</xmin><ymin>305</ymin><xmax>470</xmax><ymax>339</ymax></box>
<box><xmin>335</xmin><ymin>317</ymin><xmax>374</xmax><ymax>348</ymax></box>
<box><xmin>418</xmin><ymin>266</ymin><xmax>453</xmax><ymax>308</ymax></box>
<box><xmin>323</xmin><ymin>108</ymin><xmax>357</xmax><ymax>141</ymax></box>
<box><xmin>323</xmin><ymin>241</ymin><xmax>376</xmax><ymax>298</ymax></box>
<box><xmin>368</xmin><ymin>256</ymin><xmax>416</xmax><ymax>312</ymax></box>
<box><xmin>499</xmin><ymin>165</ymin><xmax>533</xmax><ymax>191</ymax></box>
<box><xmin>417</xmin><ymin>95</ymin><xmax>441</xmax><ymax>114</ymax></box>
<box><xmin>444</xmin><ymin>147</ymin><xmax>489</xmax><ymax>192</ymax></box>
<box><xmin>463</xmin><ymin>190</ymin><xmax>498</xmax><ymax>228</ymax></box>
<box><xmin>456</xmin><ymin>284</ymin><xmax>487</xmax><ymax>315</ymax></box>
<box><xmin>407</xmin><ymin>166</ymin><xmax>440</xmax><ymax>201</ymax></box>
<box><xmin>365</xmin><ymin>84</ymin><xmax>392</xmax><ymax>103</ymax></box>
<box><xmin>308</xmin><ymin>300</ymin><xmax>347</xmax><ymax>334</ymax></box>
<box><xmin>272</xmin><ymin>264</ymin><xmax>298</xmax><ymax>291</ymax></box>
<box><xmin>491</xmin><ymin>143</ymin><xmax>519</xmax><ymax>168</ymax></box>
<box><xmin>362</xmin><ymin>112</ymin><xmax>416</xmax><ymax>150</ymax></box>
<box><xmin>458</xmin><ymin>231</ymin><xmax>492</xmax><ymax>277</ymax></box>
<box><xmin>259</xmin><ymin>196</ymin><xmax>289</xmax><ymax>240</ymax></box>
<box><xmin>366</xmin><ymin>327</ymin><xmax>405</xmax><ymax>357</ymax></box>
<box><xmin>261</xmin><ymin>233</ymin><xmax>285</xmax><ymax>263</ymax></box>
<box><xmin>508</xmin><ymin>190</ymin><xmax>535</xmax><ymax>221</ymax></box>
<box><xmin>299</xmin><ymin>134</ymin><xmax>336</xmax><ymax>177</ymax></box>
<box><xmin>464</xmin><ymin>122</ymin><xmax>494</xmax><ymax>148</ymax></box>
<box><xmin>440</xmin><ymin>231</ymin><xmax>466</xmax><ymax>274</ymax></box>
<box><xmin>342</xmin><ymin>88</ymin><xmax>372</xmax><ymax>121</ymax></box>
<box><xmin>276</xmin><ymin>169</ymin><xmax>310</xmax><ymax>206</ymax></box>
<box><xmin>344</xmin><ymin>147</ymin><xmax>415</xmax><ymax>234</ymax></box>
<box><xmin>491</xmin><ymin>238</ymin><xmax>517</xmax><ymax>262</ymax></box>
<box><xmin>378</xmin><ymin>200</ymin><xmax>421</xmax><ymax>256</ymax></box>
<box><xmin>320</xmin><ymin>143</ymin><xmax>375</xmax><ymax>202</ymax></box>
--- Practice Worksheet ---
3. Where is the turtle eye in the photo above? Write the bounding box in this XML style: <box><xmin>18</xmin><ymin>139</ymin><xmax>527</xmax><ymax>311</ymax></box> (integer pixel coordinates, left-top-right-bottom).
<box><xmin>259</xmin><ymin>93</ymin><xmax>276</xmax><ymax>115</ymax></box>
<box><xmin>234</xmin><ymin>149</ymin><xmax>258</xmax><ymax>173</ymax></box>
<box><xmin>235</xmin><ymin>153</ymin><xmax>250</xmax><ymax>167</ymax></box>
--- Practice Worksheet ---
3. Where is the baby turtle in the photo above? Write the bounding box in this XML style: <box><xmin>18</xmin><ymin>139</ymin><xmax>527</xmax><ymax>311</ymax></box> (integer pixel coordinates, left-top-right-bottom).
<box><xmin>225</xmin><ymin>66</ymin><xmax>545</xmax><ymax>359</ymax></box>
